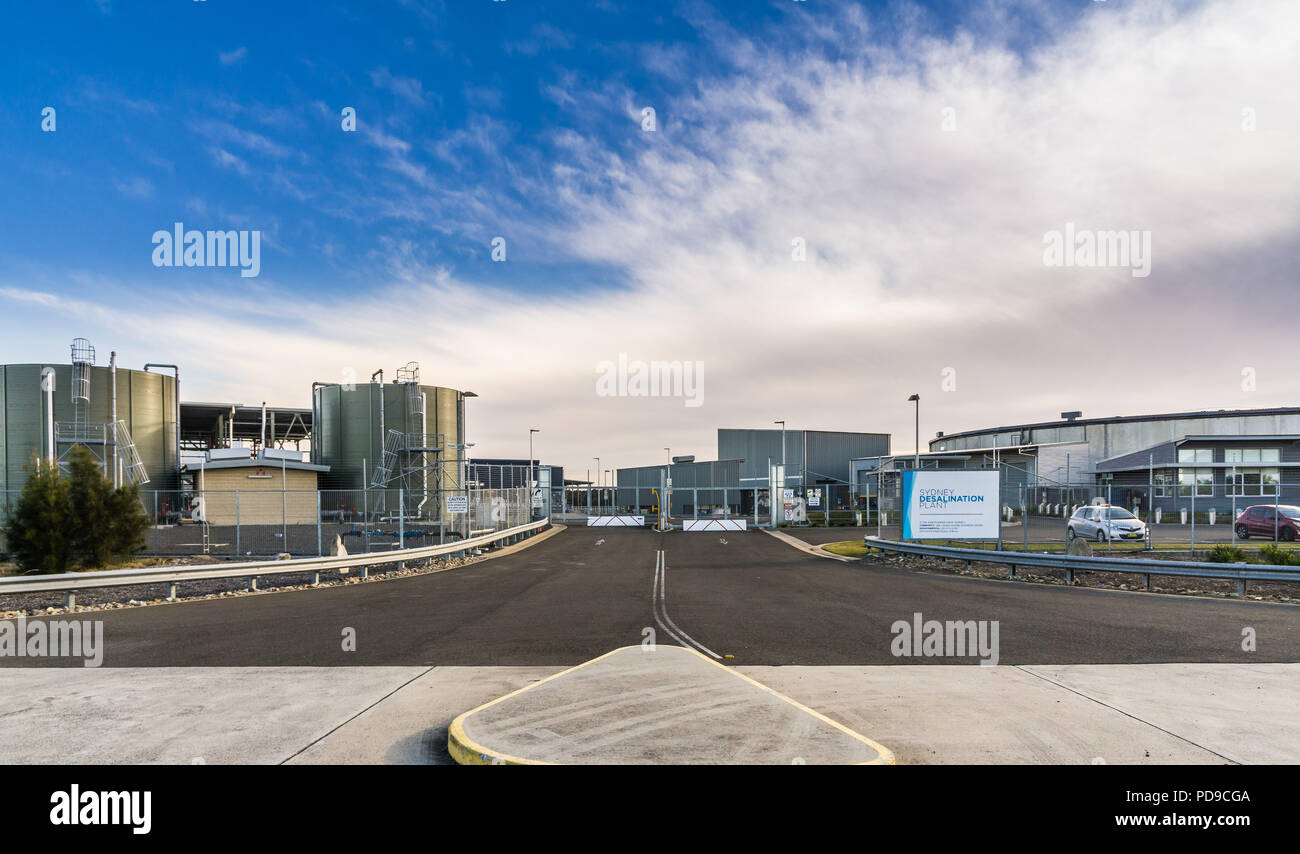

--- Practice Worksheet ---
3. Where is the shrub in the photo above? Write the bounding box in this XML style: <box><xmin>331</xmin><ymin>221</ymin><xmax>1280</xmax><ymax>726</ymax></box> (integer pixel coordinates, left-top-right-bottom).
<box><xmin>1257</xmin><ymin>543</ymin><xmax>1300</xmax><ymax>566</ymax></box>
<box><xmin>2</xmin><ymin>458</ymin><xmax>77</xmax><ymax>574</ymax></box>
<box><xmin>1207</xmin><ymin>545</ymin><xmax>1246</xmax><ymax>564</ymax></box>
<box><xmin>3</xmin><ymin>447</ymin><xmax>151</xmax><ymax>574</ymax></box>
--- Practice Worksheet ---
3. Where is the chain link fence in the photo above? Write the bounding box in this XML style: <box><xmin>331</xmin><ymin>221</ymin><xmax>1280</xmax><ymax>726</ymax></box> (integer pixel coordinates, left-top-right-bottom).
<box><xmin>0</xmin><ymin>486</ymin><xmax>532</xmax><ymax>559</ymax></box>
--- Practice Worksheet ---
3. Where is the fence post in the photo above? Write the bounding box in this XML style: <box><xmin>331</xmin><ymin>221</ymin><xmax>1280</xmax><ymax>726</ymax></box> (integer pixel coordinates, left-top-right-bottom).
<box><xmin>235</xmin><ymin>491</ymin><xmax>240</xmax><ymax>555</ymax></box>
<box><xmin>153</xmin><ymin>492</ymin><xmax>159</xmax><ymax>552</ymax></box>
<box><xmin>399</xmin><ymin>488</ymin><xmax>405</xmax><ymax>550</ymax></box>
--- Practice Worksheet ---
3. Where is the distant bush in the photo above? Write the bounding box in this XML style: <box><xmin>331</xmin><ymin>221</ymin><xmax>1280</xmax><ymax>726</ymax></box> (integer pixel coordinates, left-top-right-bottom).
<box><xmin>1257</xmin><ymin>544</ymin><xmax>1300</xmax><ymax>566</ymax></box>
<box><xmin>1207</xmin><ymin>545</ymin><xmax>1246</xmax><ymax>564</ymax></box>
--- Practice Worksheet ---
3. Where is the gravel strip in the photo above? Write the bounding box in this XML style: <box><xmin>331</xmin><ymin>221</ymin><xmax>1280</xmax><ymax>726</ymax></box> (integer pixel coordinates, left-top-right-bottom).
<box><xmin>0</xmin><ymin>551</ymin><xmax>486</xmax><ymax>619</ymax></box>
<box><xmin>862</xmin><ymin>553</ymin><xmax>1300</xmax><ymax>603</ymax></box>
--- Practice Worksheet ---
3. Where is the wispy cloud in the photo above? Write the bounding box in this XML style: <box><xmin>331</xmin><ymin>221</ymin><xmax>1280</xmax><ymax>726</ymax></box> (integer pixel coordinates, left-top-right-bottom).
<box><xmin>219</xmin><ymin>46</ymin><xmax>248</xmax><ymax>66</ymax></box>
<box><xmin>369</xmin><ymin>67</ymin><xmax>431</xmax><ymax>106</ymax></box>
<box><xmin>112</xmin><ymin>176</ymin><xmax>155</xmax><ymax>199</ymax></box>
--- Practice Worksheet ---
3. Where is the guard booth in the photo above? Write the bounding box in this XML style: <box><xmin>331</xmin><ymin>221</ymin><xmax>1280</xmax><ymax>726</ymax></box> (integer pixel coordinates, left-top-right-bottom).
<box><xmin>535</xmin><ymin>465</ymin><xmax>553</xmax><ymax>520</ymax></box>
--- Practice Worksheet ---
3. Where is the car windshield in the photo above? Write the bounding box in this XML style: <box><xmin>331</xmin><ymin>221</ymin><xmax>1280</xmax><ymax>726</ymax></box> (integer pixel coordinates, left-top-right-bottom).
<box><xmin>1279</xmin><ymin>506</ymin><xmax>1300</xmax><ymax>519</ymax></box>
<box><xmin>1105</xmin><ymin>508</ymin><xmax>1135</xmax><ymax>520</ymax></box>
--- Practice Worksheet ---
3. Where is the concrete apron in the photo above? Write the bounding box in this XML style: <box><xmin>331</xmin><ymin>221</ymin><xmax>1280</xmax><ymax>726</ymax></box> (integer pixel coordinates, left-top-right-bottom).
<box><xmin>1</xmin><ymin>661</ymin><xmax>1296</xmax><ymax>764</ymax></box>
<box><xmin>448</xmin><ymin>645</ymin><xmax>893</xmax><ymax>765</ymax></box>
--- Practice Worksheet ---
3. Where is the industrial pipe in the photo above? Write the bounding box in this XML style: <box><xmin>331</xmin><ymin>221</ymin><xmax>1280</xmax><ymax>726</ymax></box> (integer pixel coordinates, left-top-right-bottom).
<box><xmin>372</xmin><ymin>370</ymin><xmax>385</xmax><ymax>484</ymax></box>
<box><xmin>311</xmin><ymin>381</ymin><xmax>330</xmax><ymax>464</ymax></box>
<box><xmin>144</xmin><ymin>363</ymin><xmax>180</xmax><ymax>479</ymax></box>
<box><xmin>40</xmin><ymin>367</ymin><xmax>55</xmax><ymax>465</ymax></box>
<box><xmin>110</xmin><ymin>352</ymin><xmax>119</xmax><ymax>487</ymax></box>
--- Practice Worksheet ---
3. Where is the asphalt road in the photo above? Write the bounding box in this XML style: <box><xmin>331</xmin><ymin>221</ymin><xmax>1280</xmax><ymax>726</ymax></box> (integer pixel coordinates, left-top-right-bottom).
<box><xmin>3</xmin><ymin>527</ymin><xmax>1298</xmax><ymax>667</ymax></box>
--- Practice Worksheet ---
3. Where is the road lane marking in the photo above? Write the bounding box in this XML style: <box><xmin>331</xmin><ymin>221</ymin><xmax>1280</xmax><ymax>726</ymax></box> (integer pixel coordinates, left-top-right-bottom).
<box><xmin>652</xmin><ymin>549</ymin><xmax>721</xmax><ymax>660</ymax></box>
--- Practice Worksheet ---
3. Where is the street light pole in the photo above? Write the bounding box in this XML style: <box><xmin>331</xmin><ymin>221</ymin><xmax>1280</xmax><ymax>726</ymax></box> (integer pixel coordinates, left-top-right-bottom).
<box><xmin>774</xmin><ymin>420</ymin><xmax>785</xmax><ymax>476</ymax></box>
<box><xmin>908</xmin><ymin>394</ymin><xmax>920</xmax><ymax>470</ymax></box>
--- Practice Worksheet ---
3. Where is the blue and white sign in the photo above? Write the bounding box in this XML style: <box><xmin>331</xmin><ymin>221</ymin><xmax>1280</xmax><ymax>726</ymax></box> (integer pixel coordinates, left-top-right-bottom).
<box><xmin>901</xmin><ymin>470</ymin><xmax>1000</xmax><ymax>539</ymax></box>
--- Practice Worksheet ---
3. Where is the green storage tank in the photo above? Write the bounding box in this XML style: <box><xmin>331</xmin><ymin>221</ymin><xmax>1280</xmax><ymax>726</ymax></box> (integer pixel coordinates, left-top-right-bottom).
<box><xmin>0</xmin><ymin>363</ymin><xmax>178</xmax><ymax>492</ymax></box>
<box><xmin>312</xmin><ymin>381</ymin><xmax>467</xmax><ymax>492</ymax></box>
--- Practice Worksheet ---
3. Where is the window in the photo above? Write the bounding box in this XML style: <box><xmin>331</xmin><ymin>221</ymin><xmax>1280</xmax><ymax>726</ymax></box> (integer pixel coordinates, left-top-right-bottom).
<box><xmin>1226</xmin><ymin>467</ymin><xmax>1281</xmax><ymax>496</ymax></box>
<box><xmin>1154</xmin><ymin>470</ymin><xmax>1175</xmax><ymax>497</ymax></box>
<box><xmin>1225</xmin><ymin>448</ymin><xmax>1281</xmax><ymax>464</ymax></box>
<box><xmin>1178</xmin><ymin>468</ymin><xmax>1213</xmax><ymax>497</ymax></box>
<box><xmin>1178</xmin><ymin>448</ymin><xmax>1213</xmax><ymax>464</ymax></box>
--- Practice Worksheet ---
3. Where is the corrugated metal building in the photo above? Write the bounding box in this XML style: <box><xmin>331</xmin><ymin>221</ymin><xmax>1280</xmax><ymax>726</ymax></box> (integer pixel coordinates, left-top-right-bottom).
<box><xmin>717</xmin><ymin>428</ymin><xmax>891</xmax><ymax>486</ymax></box>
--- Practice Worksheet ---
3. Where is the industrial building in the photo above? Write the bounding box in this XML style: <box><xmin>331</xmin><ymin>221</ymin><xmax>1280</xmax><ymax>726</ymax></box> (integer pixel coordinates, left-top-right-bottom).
<box><xmin>0</xmin><ymin>342</ymin><xmax>478</xmax><ymax>527</ymax></box>
<box><xmin>186</xmin><ymin>451</ymin><xmax>328</xmax><ymax>525</ymax></box>
<box><xmin>616</xmin><ymin>428</ymin><xmax>890</xmax><ymax>517</ymax></box>
<box><xmin>848</xmin><ymin>406</ymin><xmax>1300</xmax><ymax>516</ymax></box>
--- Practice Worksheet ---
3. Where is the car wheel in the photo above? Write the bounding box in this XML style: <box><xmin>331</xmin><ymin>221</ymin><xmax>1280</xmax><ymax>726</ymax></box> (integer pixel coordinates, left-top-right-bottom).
<box><xmin>1096</xmin><ymin>529</ymin><xmax>1106</xmax><ymax>543</ymax></box>
<box><xmin>1283</xmin><ymin>528</ymin><xmax>1296</xmax><ymax>543</ymax></box>
<box><xmin>1067</xmin><ymin>526</ymin><xmax>1076</xmax><ymax>540</ymax></box>
<box><xmin>1235</xmin><ymin>524</ymin><xmax>1249</xmax><ymax>539</ymax></box>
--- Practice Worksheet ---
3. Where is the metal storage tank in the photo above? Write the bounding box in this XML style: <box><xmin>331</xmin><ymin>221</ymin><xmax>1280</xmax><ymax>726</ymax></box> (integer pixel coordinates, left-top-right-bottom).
<box><xmin>312</xmin><ymin>380</ymin><xmax>467</xmax><ymax>492</ymax></box>
<box><xmin>0</xmin><ymin>363</ymin><xmax>178</xmax><ymax>492</ymax></box>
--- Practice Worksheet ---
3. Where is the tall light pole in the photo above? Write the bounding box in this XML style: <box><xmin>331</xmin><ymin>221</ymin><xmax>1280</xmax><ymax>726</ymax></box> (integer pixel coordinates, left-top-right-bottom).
<box><xmin>908</xmin><ymin>394</ymin><xmax>920</xmax><ymax>470</ymax></box>
<box><xmin>593</xmin><ymin>457</ymin><xmax>600</xmax><ymax>513</ymax></box>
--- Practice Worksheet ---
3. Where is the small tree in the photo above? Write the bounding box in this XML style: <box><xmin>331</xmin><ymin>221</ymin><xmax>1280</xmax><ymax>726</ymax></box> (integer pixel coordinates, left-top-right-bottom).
<box><xmin>3</xmin><ymin>447</ymin><xmax>152</xmax><ymax>573</ymax></box>
<box><xmin>3</xmin><ymin>457</ymin><xmax>77</xmax><ymax>574</ymax></box>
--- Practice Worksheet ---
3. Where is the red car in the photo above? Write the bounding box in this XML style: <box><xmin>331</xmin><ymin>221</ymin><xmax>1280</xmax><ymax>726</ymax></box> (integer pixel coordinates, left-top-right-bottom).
<box><xmin>1233</xmin><ymin>505</ymin><xmax>1300</xmax><ymax>541</ymax></box>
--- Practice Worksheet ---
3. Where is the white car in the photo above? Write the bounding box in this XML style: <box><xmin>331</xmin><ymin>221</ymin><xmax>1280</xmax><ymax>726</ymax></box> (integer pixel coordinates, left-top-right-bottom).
<box><xmin>1067</xmin><ymin>505</ymin><xmax>1147</xmax><ymax>542</ymax></box>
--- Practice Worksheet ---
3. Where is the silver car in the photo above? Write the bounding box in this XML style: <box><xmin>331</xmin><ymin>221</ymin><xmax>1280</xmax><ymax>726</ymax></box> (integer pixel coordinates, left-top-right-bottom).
<box><xmin>1067</xmin><ymin>504</ymin><xmax>1147</xmax><ymax>542</ymax></box>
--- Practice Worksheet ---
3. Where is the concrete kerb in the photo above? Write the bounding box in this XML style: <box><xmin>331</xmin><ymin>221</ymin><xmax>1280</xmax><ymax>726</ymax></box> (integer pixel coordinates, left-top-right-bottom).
<box><xmin>447</xmin><ymin>647</ymin><xmax>894</xmax><ymax>764</ymax></box>
<box><xmin>762</xmin><ymin>528</ymin><xmax>859</xmax><ymax>562</ymax></box>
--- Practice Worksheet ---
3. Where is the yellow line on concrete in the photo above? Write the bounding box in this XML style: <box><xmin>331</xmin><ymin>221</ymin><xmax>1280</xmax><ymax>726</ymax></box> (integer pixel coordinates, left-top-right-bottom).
<box><xmin>681</xmin><ymin>645</ymin><xmax>895</xmax><ymax>765</ymax></box>
<box><xmin>447</xmin><ymin>645</ymin><xmax>895</xmax><ymax>765</ymax></box>
<box><xmin>447</xmin><ymin>646</ymin><xmax>632</xmax><ymax>765</ymax></box>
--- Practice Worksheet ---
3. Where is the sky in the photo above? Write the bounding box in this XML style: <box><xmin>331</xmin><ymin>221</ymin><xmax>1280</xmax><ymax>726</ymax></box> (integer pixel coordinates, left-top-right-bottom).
<box><xmin>1</xmin><ymin>0</ymin><xmax>1298</xmax><ymax>476</ymax></box>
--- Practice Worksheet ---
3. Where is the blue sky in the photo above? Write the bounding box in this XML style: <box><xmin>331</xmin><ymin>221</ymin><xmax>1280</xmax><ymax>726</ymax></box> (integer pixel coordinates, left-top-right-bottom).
<box><xmin>1</xmin><ymin>0</ymin><xmax>1077</xmax><ymax>296</ymax></box>
<box><xmin>2</xmin><ymin>0</ymin><xmax>1297</xmax><ymax>472</ymax></box>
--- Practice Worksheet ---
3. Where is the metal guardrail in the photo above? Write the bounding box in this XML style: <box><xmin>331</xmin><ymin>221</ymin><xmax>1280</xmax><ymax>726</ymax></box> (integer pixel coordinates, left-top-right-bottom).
<box><xmin>863</xmin><ymin>536</ymin><xmax>1300</xmax><ymax>596</ymax></box>
<box><xmin>2</xmin><ymin>519</ymin><xmax>550</xmax><ymax>607</ymax></box>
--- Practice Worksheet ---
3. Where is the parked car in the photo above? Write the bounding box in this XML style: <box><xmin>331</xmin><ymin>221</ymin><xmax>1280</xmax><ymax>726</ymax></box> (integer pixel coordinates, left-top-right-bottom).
<box><xmin>1067</xmin><ymin>504</ymin><xmax>1148</xmax><ymax>542</ymax></box>
<box><xmin>1233</xmin><ymin>505</ymin><xmax>1300</xmax><ymax>541</ymax></box>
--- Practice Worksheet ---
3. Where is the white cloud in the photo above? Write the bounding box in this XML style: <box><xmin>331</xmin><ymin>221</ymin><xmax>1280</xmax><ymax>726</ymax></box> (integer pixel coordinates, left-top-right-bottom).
<box><xmin>219</xmin><ymin>47</ymin><xmax>248</xmax><ymax>66</ymax></box>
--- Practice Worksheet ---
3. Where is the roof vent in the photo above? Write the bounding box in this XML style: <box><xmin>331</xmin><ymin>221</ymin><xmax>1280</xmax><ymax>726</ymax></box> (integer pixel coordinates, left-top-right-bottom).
<box><xmin>1061</xmin><ymin>411</ymin><xmax>1083</xmax><ymax>422</ymax></box>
